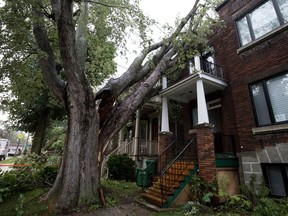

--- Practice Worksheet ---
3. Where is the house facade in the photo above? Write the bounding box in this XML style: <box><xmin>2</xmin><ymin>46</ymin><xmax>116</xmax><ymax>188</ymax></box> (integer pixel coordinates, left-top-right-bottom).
<box><xmin>214</xmin><ymin>0</ymin><xmax>288</xmax><ymax>197</ymax></box>
<box><xmin>109</xmin><ymin>0</ymin><xmax>288</xmax><ymax>207</ymax></box>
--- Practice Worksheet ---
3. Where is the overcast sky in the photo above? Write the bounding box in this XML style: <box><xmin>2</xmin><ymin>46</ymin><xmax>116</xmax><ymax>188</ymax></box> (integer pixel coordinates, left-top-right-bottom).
<box><xmin>140</xmin><ymin>0</ymin><xmax>194</xmax><ymax>25</ymax></box>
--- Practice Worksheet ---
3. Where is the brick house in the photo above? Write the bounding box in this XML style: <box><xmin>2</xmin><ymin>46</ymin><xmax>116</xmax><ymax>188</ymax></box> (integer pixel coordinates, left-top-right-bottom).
<box><xmin>107</xmin><ymin>0</ymin><xmax>288</xmax><ymax>207</ymax></box>
<box><xmin>214</xmin><ymin>0</ymin><xmax>288</xmax><ymax>196</ymax></box>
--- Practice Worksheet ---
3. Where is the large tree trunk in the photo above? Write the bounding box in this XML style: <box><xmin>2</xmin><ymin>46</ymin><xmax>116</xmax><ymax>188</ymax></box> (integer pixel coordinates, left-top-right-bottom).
<box><xmin>45</xmin><ymin>83</ymin><xmax>100</xmax><ymax>209</ymax></box>
<box><xmin>33</xmin><ymin>0</ymin><xmax>100</xmax><ymax>209</ymax></box>
<box><xmin>30</xmin><ymin>108</ymin><xmax>49</xmax><ymax>155</ymax></box>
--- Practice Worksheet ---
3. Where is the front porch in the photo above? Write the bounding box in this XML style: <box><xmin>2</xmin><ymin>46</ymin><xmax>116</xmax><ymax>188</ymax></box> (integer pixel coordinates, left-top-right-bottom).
<box><xmin>137</xmin><ymin>56</ymin><xmax>239</xmax><ymax>208</ymax></box>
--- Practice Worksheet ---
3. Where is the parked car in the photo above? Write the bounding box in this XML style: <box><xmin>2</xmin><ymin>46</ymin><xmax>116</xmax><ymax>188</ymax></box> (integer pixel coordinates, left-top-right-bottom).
<box><xmin>0</xmin><ymin>138</ymin><xmax>10</xmax><ymax>160</ymax></box>
<box><xmin>8</xmin><ymin>147</ymin><xmax>22</xmax><ymax>156</ymax></box>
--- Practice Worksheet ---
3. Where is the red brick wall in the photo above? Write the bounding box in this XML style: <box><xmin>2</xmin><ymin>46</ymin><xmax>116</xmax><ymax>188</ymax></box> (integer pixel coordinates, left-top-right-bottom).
<box><xmin>196</xmin><ymin>124</ymin><xmax>216</xmax><ymax>183</ymax></box>
<box><xmin>212</xmin><ymin>0</ymin><xmax>288</xmax><ymax>151</ymax></box>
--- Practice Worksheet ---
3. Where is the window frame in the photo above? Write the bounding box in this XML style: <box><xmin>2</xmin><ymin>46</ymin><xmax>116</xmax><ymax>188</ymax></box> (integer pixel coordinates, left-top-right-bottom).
<box><xmin>236</xmin><ymin>0</ymin><xmax>287</xmax><ymax>47</ymax></box>
<box><xmin>261</xmin><ymin>163</ymin><xmax>288</xmax><ymax>197</ymax></box>
<box><xmin>249</xmin><ymin>72</ymin><xmax>288</xmax><ymax>127</ymax></box>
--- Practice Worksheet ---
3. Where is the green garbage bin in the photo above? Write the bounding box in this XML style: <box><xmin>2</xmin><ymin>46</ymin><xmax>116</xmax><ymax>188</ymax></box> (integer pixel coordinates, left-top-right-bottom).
<box><xmin>136</xmin><ymin>168</ymin><xmax>148</xmax><ymax>187</ymax></box>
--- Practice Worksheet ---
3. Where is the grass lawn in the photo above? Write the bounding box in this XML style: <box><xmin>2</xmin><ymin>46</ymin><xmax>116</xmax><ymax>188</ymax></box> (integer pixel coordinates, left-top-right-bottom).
<box><xmin>0</xmin><ymin>179</ymin><xmax>145</xmax><ymax>215</ymax></box>
<box><xmin>0</xmin><ymin>188</ymin><xmax>57</xmax><ymax>216</ymax></box>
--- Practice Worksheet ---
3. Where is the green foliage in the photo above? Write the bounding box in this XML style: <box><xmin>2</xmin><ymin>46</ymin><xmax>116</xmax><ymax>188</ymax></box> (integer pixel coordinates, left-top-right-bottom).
<box><xmin>183</xmin><ymin>201</ymin><xmax>213</xmax><ymax>215</ymax></box>
<box><xmin>107</xmin><ymin>154</ymin><xmax>136</xmax><ymax>181</ymax></box>
<box><xmin>222</xmin><ymin>174</ymin><xmax>288</xmax><ymax>215</ymax></box>
<box><xmin>15</xmin><ymin>153</ymin><xmax>61</xmax><ymax>170</ymax></box>
<box><xmin>239</xmin><ymin>174</ymin><xmax>270</xmax><ymax>205</ymax></box>
<box><xmin>226</xmin><ymin>194</ymin><xmax>253</xmax><ymax>212</ymax></box>
<box><xmin>190</xmin><ymin>175</ymin><xmax>218</xmax><ymax>205</ymax></box>
<box><xmin>15</xmin><ymin>194</ymin><xmax>24</xmax><ymax>216</ymax></box>
<box><xmin>252</xmin><ymin>197</ymin><xmax>288</xmax><ymax>216</ymax></box>
<box><xmin>0</xmin><ymin>153</ymin><xmax>60</xmax><ymax>203</ymax></box>
<box><xmin>0</xmin><ymin>188</ymin><xmax>57</xmax><ymax>216</ymax></box>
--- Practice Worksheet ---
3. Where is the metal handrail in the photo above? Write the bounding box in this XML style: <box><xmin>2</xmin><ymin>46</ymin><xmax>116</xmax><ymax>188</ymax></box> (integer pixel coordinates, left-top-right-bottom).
<box><xmin>159</xmin><ymin>138</ymin><xmax>197</xmax><ymax>206</ymax></box>
<box><xmin>160</xmin><ymin>138</ymin><xmax>196</xmax><ymax>176</ymax></box>
<box><xmin>144</xmin><ymin>138</ymin><xmax>177</xmax><ymax>173</ymax></box>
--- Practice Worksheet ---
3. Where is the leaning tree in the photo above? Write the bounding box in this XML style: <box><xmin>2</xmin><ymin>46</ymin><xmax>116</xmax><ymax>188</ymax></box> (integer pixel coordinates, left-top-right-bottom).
<box><xmin>0</xmin><ymin>0</ymin><xmax>222</xmax><ymax>210</ymax></box>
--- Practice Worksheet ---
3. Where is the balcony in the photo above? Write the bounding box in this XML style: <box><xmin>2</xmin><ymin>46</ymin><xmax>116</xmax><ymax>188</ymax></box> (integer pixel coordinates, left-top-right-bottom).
<box><xmin>167</xmin><ymin>60</ymin><xmax>225</xmax><ymax>87</ymax></box>
<box><xmin>161</xmin><ymin>60</ymin><xmax>227</xmax><ymax>103</ymax></box>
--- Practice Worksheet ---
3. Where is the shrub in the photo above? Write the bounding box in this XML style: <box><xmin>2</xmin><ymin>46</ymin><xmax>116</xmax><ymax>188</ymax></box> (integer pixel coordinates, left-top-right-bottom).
<box><xmin>190</xmin><ymin>175</ymin><xmax>218</xmax><ymax>205</ymax></box>
<box><xmin>0</xmin><ymin>153</ymin><xmax>60</xmax><ymax>203</ymax></box>
<box><xmin>107</xmin><ymin>154</ymin><xmax>136</xmax><ymax>181</ymax></box>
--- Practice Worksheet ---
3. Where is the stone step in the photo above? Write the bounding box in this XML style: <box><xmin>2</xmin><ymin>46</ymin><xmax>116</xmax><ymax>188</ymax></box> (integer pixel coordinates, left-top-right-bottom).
<box><xmin>142</xmin><ymin>193</ymin><xmax>167</xmax><ymax>208</ymax></box>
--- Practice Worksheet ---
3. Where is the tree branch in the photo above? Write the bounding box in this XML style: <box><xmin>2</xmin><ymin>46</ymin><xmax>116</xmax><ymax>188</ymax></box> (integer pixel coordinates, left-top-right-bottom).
<box><xmin>32</xmin><ymin>10</ymin><xmax>66</xmax><ymax>102</ymax></box>
<box><xmin>99</xmin><ymin>47</ymin><xmax>178</xmax><ymax>151</ymax></box>
<box><xmin>84</xmin><ymin>0</ymin><xmax>128</xmax><ymax>9</ymax></box>
<box><xmin>96</xmin><ymin>0</ymin><xmax>200</xmax><ymax>101</ymax></box>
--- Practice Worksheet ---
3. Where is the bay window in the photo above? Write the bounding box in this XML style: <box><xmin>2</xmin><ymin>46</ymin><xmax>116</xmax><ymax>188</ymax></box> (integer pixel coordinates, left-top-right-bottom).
<box><xmin>236</xmin><ymin>0</ymin><xmax>288</xmax><ymax>46</ymax></box>
<box><xmin>250</xmin><ymin>72</ymin><xmax>288</xmax><ymax>126</ymax></box>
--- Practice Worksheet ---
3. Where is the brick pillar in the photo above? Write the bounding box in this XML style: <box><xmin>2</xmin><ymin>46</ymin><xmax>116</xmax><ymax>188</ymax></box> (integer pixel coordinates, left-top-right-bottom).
<box><xmin>158</xmin><ymin>131</ymin><xmax>173</xmax><ymax>173</ymax></box>
<box><xmin>195</xmin><ymin>123</ymin><xmax>216</xmax><ymax>183</ymax></box>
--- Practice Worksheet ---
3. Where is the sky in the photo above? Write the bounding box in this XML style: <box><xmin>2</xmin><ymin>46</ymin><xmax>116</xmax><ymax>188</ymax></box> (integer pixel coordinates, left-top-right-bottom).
<box><xmin>115</xmin><ymin>0</ymin><xmax>195</xmax><ymax>76</ymax></box>
<box><xmin>140</xmin><ymin>0</ymin><xmax>193</xmax><ymax>25</ymax></box>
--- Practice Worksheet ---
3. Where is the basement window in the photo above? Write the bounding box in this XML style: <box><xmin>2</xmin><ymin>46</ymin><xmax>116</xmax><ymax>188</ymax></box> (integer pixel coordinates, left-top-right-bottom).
<box><xmin>261</xmin><ymin>163</ymin><xmax>288</xmax><ymax>197</ymax></box>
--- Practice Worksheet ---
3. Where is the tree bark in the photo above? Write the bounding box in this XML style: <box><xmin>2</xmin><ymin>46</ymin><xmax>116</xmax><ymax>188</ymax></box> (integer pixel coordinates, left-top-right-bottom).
<box><xmin>33</xmin><ymin>0</ymin><xmax>101</xmax><ymax>209</ymax></box>
<box><xmin>30</xmin><ymin>108</ymin><xmax>50</xmax><ymax>155</ymax></box>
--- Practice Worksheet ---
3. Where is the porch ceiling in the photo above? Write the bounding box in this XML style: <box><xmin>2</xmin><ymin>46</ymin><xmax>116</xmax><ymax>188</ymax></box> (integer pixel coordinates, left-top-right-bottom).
<box><xmin>160</xmin><ymin>72</ymin><xmax>228</xmax><ymax>103</ymax></box>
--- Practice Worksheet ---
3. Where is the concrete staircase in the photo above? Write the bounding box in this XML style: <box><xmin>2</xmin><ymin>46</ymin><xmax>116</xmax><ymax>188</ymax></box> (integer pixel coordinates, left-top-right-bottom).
<box><xmin>142</xmin><ymin>161</ymin><xmax>196</xmax><ymax>208</ymax></box>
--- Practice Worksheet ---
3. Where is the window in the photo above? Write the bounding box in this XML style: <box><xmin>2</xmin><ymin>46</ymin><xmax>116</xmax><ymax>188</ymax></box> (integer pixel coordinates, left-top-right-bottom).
<box><xmin>262</xmin><ymin>163</ymin><xmax>288</xmax><ymax>197</ymax></box>
<box><xmin>250</xmin><ymin>72</ymin><xmax>288</xmax><ymax>126</ymax></box>
<box><xmin>236</xmin><ymin>0</ymin><xmax>288</xmax><ymax>46</ymax></box>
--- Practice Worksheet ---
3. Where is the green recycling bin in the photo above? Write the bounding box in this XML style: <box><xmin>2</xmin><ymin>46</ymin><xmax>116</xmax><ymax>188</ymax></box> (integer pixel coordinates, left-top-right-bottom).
<box><xmin>136</xmin><ymin>168</ymin><xmax>148</xmax><ymax>187</ymax></box>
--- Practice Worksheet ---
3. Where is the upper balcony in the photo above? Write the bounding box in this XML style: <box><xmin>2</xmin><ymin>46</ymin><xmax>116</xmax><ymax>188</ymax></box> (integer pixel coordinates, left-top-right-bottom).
<box><xmin>161</xmin><ymin>56</ymin><xmax>228</xmax><ymax>103</ymax></box>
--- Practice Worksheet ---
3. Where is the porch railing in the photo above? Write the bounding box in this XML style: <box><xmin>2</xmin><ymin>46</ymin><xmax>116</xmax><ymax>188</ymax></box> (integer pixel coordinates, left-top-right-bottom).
<box><xmin>167</xmin><ymin>60</ymin><xmax>225</xmax><ymax>88</ymax></box>
<box><xmin>139</xmin><ymin>140</ymin><xmax>158</xmax><ymax>156</ymax></box>
<box><xmin>214</xmin><ymin>133</ymin><xmax>238</xmax><ymax>157</ymax></box>
<box><xmin>142</xmin><ymin>138</ymin><xmax>198</xmax><ymax>186</ymax></box>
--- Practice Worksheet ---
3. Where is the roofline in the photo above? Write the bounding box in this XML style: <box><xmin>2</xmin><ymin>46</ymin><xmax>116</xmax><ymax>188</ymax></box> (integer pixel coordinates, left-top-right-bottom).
<box><xmin>216</xmin><ymin>0</ymin><xmax>229</xmax><ymax>12</ymax></box>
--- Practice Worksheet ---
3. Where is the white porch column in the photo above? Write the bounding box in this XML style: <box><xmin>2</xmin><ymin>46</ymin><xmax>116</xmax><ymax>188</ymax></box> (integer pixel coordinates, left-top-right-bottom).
<box><xmin>149</xmin><ymin>118</ymin><xmax>153</xmax><ymax>155</ymax></box>
<box><xmin>161</xmin><ymin>76</ymin><xmax>170</xmax><ymax>132</ymax></box>
<box><xmin>194</xmin><ymin>56</ymin><xmax>201</xmax><ymax>71</ymax></box>
<box><xmin>134</xmin><ymin>110</ymin><xmax>141</xmax><ymax>159</ymax></box>
<box><xmin>161</xmin><ymin>97</ymin><xmax>170</xmax><ymax>132</ymax></box>
<box><xmin>162</xmin><ymin>76</ymin><xmax>167</xmax><ymax>89</ymax></box>
<box><xmin>196</xmin><ymin>79</ymin><xmax>209</xmax><ymax>124</ymax></box>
